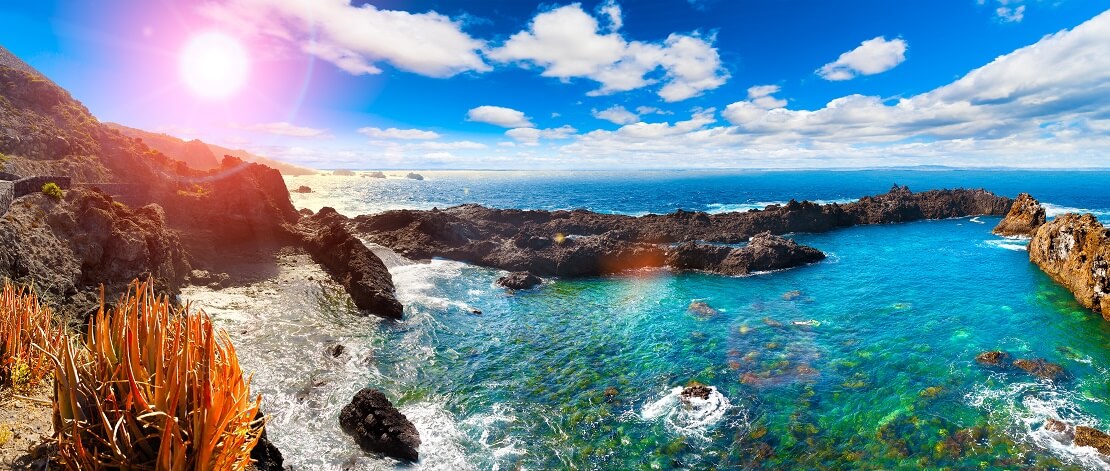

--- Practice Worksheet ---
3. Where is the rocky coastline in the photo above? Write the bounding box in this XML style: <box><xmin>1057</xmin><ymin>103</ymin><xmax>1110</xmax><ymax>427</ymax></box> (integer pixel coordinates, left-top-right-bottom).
<box><xmin>349</xmin><ymin>185</ymin><xmax>1010</xmax><ymax>278</ymax></box>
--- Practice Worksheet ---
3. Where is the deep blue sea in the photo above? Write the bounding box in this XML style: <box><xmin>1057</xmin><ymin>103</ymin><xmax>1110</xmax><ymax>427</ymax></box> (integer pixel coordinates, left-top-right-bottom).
<box><xmin>192</xmin><ymin>170</ymin><xmax>1110</xmax><ymax>470</ymax></box>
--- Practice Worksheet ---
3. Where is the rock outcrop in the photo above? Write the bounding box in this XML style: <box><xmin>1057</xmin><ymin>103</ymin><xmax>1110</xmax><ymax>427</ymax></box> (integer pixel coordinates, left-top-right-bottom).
<box><xmin>339</xmin><ymin>388</ymin><xmax>421</xmax><ymax>462</ymax></box>
<box><xmin>0</xmin><ymin>188</ymin><xmax>189</xmax><ymax>310</ymax></box>
<box><xmin>993</xmin><ymin>193</ymin><xmax>1046</xmax><ymax>237</ymax></box>
<box><xmin>295</xmin><ymin>208</ymin><xmax>403</xmax><ymax>319</ymax></box>
<box><xmin>1075</xmin><ymin>426</ymin><xmax>1110</xmax><ymax>455</ymax></box>
<box><xmin>1027</xmin><ymin>213</ymin><xmax>1110</xmax><ymax>319</ymax></box>
<box><xmin>351</xmin><ymin>186</ymin><xmax>1006</xmax><ymax>278</ymax></box>
<box><xmin>496</xmin><ymin>271</ymin><xmax>542</xmax><ymax>290</ymax></box>
<box><xmin>665</xmin><ymin>232</ymin><xmax>825</xmax><ymax>276</ymax></box>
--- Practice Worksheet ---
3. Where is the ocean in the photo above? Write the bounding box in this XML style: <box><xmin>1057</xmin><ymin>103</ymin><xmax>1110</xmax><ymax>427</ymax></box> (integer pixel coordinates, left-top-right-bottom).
<box><xmin>186</xmin><ymin>170</ymin><xmax>1110</xmax><ymax>470</ymax></box>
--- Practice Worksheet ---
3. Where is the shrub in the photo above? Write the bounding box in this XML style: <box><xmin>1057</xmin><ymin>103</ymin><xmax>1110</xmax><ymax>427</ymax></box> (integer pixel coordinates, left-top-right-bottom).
<box><xmin>53</xmin><ymin>280</ymin><xmax>265</xmax><ymax>469</ymax></box>
<box><xmin>41</xmin><ymin>182</ymin><xmax>63</xmax><ymax>200</ymax></box>
<box><xmin>0</xmin><ymin>281</ymin><xmax>60</xmax><ymax>392</ymax></box>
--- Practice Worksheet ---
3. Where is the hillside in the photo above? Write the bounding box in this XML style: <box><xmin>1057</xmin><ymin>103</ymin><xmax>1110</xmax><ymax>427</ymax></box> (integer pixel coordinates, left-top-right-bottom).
<box><xmin>104</xmin><ymin>123</ymin><xmax>316</xmax><ymax>175</ymax></box>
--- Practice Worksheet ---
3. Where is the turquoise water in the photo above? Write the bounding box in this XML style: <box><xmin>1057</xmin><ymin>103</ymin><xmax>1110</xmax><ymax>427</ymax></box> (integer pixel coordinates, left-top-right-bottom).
<box><xmin>202</xmin><ymin>171</ymin><xmax>1110</xmax><ymax>469</ymax></box>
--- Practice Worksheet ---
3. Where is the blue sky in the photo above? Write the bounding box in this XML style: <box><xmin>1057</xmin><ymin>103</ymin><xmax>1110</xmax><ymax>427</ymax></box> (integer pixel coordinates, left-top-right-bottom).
<box><xmin>2</xmin><ymin>1</ymin><xmax>1110</xmax><ymax>169</ymax></box>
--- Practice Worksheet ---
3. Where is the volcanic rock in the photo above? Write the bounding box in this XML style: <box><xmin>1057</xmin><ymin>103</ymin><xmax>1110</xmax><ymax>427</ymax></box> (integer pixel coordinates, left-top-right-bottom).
<box><xmin>687</xmin><ymin>301</ymin><xmax>719</xmax><ymax>317</ymax></box>
<box><xmin>295</xmin><ymin>207</ymin><xmax>403</xmax><ymax>319</ymax></box>
<box><xmin>666</xmin><ymin>232</ymin><xmax>825</xmax><ymax>276</ymax></box>
<box><xmin>1028</xmin><ymin>212</ymin><xmax>1110</xmax><ymax>319</ymax></box>
<box><xmin>497</xmin><ymin>271</ymin><xmax>542</xmax><ymax>290</ymax></box>
<box><xmin>339</xmin><ymin>388</ymin><xmax>421</xmax><ymax>462</ymax></box>
<box><xmin>1012</xmin><ymin>358</ymin><xmax>1066</xmax><ymax>381</ymax></box>
<box><xmin>993</xmin><ymin>193</ymin><xmax>1046</xmax><ymax>237</ymax></box>
<box><xmin>975</xmin><ymin>351</ymin><xmax>1009</xmax><ymax>366</ymax></box>
<box><xmin>1075</xmin><ymin>426</ymin><xmax>1110</xmax><ymax>455</ymax></box>
<box><xmin>405</xmin><ymin>172</ymin><xmax>424</xmax><ymax>181</ymax></box>
<box><xmin>293</xmin><ymin>185</ymin><xmax>312</xmax><ymax>193</ymax></box>
<box><xmin>680</xmin><ymin>383</ymin><xmax>713</xmax><ymax>402</ymax></box>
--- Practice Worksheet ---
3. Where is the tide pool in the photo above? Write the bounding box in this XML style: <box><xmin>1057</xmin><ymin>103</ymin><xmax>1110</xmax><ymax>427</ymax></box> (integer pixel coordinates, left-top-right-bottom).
<box><xmin>192</xmin><ymin>171</ymin><xmax>1110</xmax><ymax>469</ymax></box>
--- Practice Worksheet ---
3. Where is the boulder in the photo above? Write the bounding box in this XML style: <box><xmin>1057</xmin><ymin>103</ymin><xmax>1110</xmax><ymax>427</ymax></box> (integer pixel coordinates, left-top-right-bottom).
<box><xmin>295</xmin><ymin>207</ymin><xmax>403</xmax><ymax>319</ymax></box>
<box><xmin>687</xmin><ymin>301</ymin><xmax>719</xmax><ymax>317</ymax></box>
<box><xmin>1012</xmin><ymin>358</ymin><xmax>1066</xmax><ymax>381</ymax></box>
<box><xmin>1027</xmin><ymin>213</ymin><xmax>1110</xmax><ymax>318</ymax></box>
<box><xmin>680</xmin><ymin>383</ymin><xmax>712</xmax><ymax>402</ymax></box>
<box><xmin>975</xmin><ymin>351</ymin><xmax>1009</xmax><ymax>366</ymax></box>
<box><xmin>367</xmin><ymin>171</ymin><xmax>387</xmax><ymax>179</ymax></box>
<box><xmin>292</xmin><ymin>185</ymin><xmax>312</xmax><ymax>194</ymax></box>
<box><xmin>405</xmin><ymin>172</ymin><xmax>424</xmax><ymax>181</ymax></box>
<box><xmin>250</xmin><ymin>411</ymin><xmax>285</xmax><ymax>471</ymax></box>
<box><xmin>497</xmin><ymin>271</ymin><xmax>542</xmax><ymax>290</ymax></box>
<box><xmin>992</xmin><ymin>193</ymin><xmax>1046</xmax><ymax>237</ymax></box>
<box><xmin>339</xmin><ymin>388</ymin><xmax>421</xmax><ymax>462</ymax></box>
<box><xmin>1075</xmin><ymin>426</ymin><xmax>1110</xmax><ymax>455</ymax></box>
<box><xmin>665</xmin><ymin>233</ymin><xmax>825</xmax><ymax>276</ymax></box>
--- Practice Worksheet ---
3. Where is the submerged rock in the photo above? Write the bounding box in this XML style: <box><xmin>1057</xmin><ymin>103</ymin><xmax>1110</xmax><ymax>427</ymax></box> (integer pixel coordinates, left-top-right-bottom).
<box><xmin>1012</xmin><ymin>358</ymin><xmax>1066</xmax><ymax>381</ymax></box>
<box><xmin>992</xmin><ymin>193</ymin><xmax>1046</xmax><ymax>237</ymax></box>
<box><xmin>975</xmin><ymin>351</ymin><xmax>1009</xmax><ymax>366</ymax></box>
<box><xmin>295</xmin><ymin>207</ymin><xmax>403</xmax><ymax>319</ymax></box>
<box><xmin>687</xmin><ymin>301</ymin><xmax>720</xmax><ymax>317</ymax></box>
<box><xmin>1028</xmin><ymin>212</ymin><xmax>1110</xmax><ymax>319</ymax></box>
<box><xmin>497</xmin><ymin>271</ymin><xmax>542</xmax><ymax>290</ymax></box>
<box><xmin>1075</xmin><ymin>426</ymin><xmax>1110</xmax><ymax>455</ymax></box>
<box><xmin>339</xmin><ymin>388</ymin><xmax>421</xmax><ymax>462</ymax></box>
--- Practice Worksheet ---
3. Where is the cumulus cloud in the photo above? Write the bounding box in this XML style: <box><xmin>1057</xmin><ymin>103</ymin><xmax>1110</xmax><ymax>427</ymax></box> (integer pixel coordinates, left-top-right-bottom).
<box><xmin>200</xmin><ymin>0</ymin><xmax>489</xmax><ymax>77</ymax></box>
<box><xmin>240</xmin><ymin>122</ymin><xmax>331</xmax><ymax>138</ymax></box>
<box><xmin>997</xmin><ymin>5</ymin><xmax>1026</xmax><ymax>22</ymax></box>
<box><xmin>467</xmin><ymin>106</ymin><xmax>534</xmax><ymax>128</ymax></box>
<box><xmin>487</xmin><ymin>3</ymin><xmax>728</xmax><ymax>101</ymax></box>
<box><xmin>817</xmin><ymin>37</ymin><xmax>907</xmax><ymax>81</ymax></box>
<box><xmin>506</xmin><ymin>125</ymin><xmax>578</xmax><ymax>145</ymax></box>
<box><xmin>593</xmin><ymin>105</ymin><xmax>640</xmax><ymax>124</ymax></box>
<box><xmin>746</xmin><ymin>85</ymin><xmax>787</xmax><ymax>109</ymax></box>
<box><xmin>563</xmin><ymin>10</ymin><xmax>1110</xmax><ymax>168</ymax></box>
<box><xmin>357</xmin><ymin>127</ymin><xmax>441</xmax><ymax>140</ymax></box>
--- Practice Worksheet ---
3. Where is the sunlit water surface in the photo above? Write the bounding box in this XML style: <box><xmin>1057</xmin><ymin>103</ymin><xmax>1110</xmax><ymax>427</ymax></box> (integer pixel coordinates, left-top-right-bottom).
<box><xmin>188</xmin><ymin>170</ymin><xmax>1110</xmax><ymax>470</ymax></box>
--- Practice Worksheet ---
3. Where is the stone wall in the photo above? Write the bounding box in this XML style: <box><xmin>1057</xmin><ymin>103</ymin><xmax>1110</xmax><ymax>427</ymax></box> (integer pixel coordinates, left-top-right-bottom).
<box><xmin>0</xmin><ymin>181</ymin><xmax>12</xmax><ymax>215</ymax></box>
<box><xmin>13</xmin><ymin>176</ymin><xmax>71</xmax><ymax>197</ymax></box>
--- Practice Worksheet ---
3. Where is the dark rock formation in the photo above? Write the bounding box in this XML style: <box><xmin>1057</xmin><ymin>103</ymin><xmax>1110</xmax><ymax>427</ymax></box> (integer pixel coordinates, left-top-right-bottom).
<box><xmin>0</xmin><ymin>188</ymin><xmax>189</xmax><ymax>310</ymax></box>
<box><xmin>993</xmin><ymin>193</ymin><xmax>1046</xmax><ymax>237</ymax></box>
<box><xmin>293</xmin><ymin>185</ymin><xmax>312</xmax><ymax>194</ymax></box>
<box><xmin>295</xmin><ymin>208</ymin><xmax>403</xmax><ymax>319</ymax></box>
<box><xmin>666</xmin><ymin>232</ymin><xmax>825</xmax><ymax>276</ymax></box>
<box><xmin>368</xmin><ymin>171</ymin><xmax>387</xmax><ymax>179</ymax></box>
<box><xmin>250</xmin><ymin>411</ymin><xmax>285</xmax><ymax>471</ymax></box>
<box><xmin>1075</xmin><ymin>426</ymin><xmax>1110</xmax><ymax>455</ymax></box>
<box><xmin>350</xmin><ymin>186</ymin><xmax>1008</xmax><ymax>278</ymax></box>
<box><xmin>1012</xmin><ymin>358</ymin><xmax>1066</xmax><ymax>381</ymax></box>
<box><xmin>975</xmin><ymin>351</ymin><xmax>1009</xmax><ymax>366</ymax></box>
<box><xmin>1028</xmin><ymin>213</ymin><xmax>1110</xmax><ymax>319</ymax></box>
<box><xmin>405</xmin><ymin>173</ymin><xmax>424</xmax><ymax>181</ymax></box>
<box><xmin>687</xmin><ymin>301</ymin><xmax>719</xmax><ymax>317</ymax></box>
<box><xmin>680</xmin><ymin>383</ymin><xmax>713</xmax><ymax>402</ymax></box>
<box><xmin>497</xmin><ymin>271</ymin><xmax>542</xmax><ymax>290</ymax></box>
<box><xmin>339</xmin><ymin>388</ymin><xmax>421</xmax><ymax>462</ymax></box>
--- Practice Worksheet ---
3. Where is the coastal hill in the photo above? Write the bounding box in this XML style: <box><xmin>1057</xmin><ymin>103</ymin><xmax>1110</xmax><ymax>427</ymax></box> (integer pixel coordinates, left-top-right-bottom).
<box><xmin>0</xmin><ymin>45</ymin><xmax>400</xmax><ymax>318</ymax></box>
<box><xmin>104</xmin><ymin>122</ymin><xmax>316</xmax><ymax>176</ymax></box>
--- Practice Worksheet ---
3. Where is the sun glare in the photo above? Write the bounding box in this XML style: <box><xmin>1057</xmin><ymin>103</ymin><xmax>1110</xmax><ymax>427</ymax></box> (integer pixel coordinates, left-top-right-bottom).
<box><xmin>179</xmin><ymin>31</ymin><xmax>249</xmax><ymax>100</ymax></box>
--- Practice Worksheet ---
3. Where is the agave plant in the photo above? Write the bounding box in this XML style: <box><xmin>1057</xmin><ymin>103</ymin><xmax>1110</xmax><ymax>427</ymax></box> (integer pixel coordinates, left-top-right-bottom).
<box><xmin>0</xmin><ymin>280</ymin><xmax>60</xmax><ymax>392</ymax></box>
<box><xmin>53</xmin><ymin>280</ymin><xmax>265</xmax><ymax>470</ymax></box>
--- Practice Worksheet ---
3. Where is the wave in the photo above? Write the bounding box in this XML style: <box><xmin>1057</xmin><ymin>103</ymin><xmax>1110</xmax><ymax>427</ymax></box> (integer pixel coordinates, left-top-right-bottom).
<box><xmin>705</xmin><ymin>198</ymin><xmax>858</xmax><ymax>214</ymax></box>
<box><xmin>969</xmin><ymin>217</ymin><xmax>985</xmax><ymax>224</ymax></box>
<box><xmin>1043</xmin><ymin>203</ymin><xmax>1110</xmax><ymax>219</ymax></box>
<box><xmin>968</xmin><ymin>380</ymin><xmax>1110</xmax><ymax>470</ymax></box>
<box><xmin>982</xmin><ymin>238</ymin><xmax>1030</xmax><ymax>252</ymax></box>
<box><xmin>641</xmin><ymin>386</ymin><xmax>736</xmax><ymax>440</ymax></box>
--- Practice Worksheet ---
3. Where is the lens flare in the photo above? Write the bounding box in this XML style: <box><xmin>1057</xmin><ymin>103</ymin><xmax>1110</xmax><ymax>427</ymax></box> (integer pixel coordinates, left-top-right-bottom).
<box><xmin>179</xmin><ymin>31</ymin><xmax>249</xmax><ymax>100</ymax></box>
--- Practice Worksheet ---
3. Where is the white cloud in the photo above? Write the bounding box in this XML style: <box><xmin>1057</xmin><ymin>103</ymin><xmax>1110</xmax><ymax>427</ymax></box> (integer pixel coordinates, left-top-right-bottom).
<box><xmin>506</xmin><ymin>125</ymin><xmax>577</xmax><ymax>145</ymax></box>
<box><xmin>997</xmin><ymin>5</ymin><xmax>1026</xmax><ymax>22</ymax></box>
<box><xmin>598</xmin><ymin>0</ymin><xmax>623</xmax><ymax>32</ymax></box>
<box><xmin>200</xmin><ymin>0</ymin><xmax>489</xmax><ymax>77</ymax></box>
<box><xmin>746</xmin><ymin>84</ymin><xmax>787</xmax><ymax>109</ymax></box>
<box><xmin>467</xmin><ymin>106</ymin><xmax>533</xmax><ymax>128</ymax></box>
<box><xmin>487</xmin><ymin>3</ymin><xmax>728</xmax><ymax>101</ymax></box>
<box><xmin>241</xmin><ymin>122</ymin><xmax>331</xmax><ymax>138</ymax></box>
<box><xmin>357</xmin><ymin>127</ymin><xmax>441</xmax><ymax>140</ymax></box>
<box><xmin>593</xmin><ymin>105</ymin><xmax>640</xmax><ymax>124</ymax></box>
<box><xmin>817</xmin><ymin>36</ymin><xmax>908</xmax><ymax>81</ymax></box>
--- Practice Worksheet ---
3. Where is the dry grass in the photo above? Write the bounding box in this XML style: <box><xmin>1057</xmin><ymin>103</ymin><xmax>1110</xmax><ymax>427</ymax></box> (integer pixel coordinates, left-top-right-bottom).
<box><xmin>0</xmin><ymin>281</ymin><xmax>60</xmax><ymax>393</ymax></box>
<box><xmin>52</xmin><ymin>280</ymin><xmax>265</xmax><ymax>470</ymax></box>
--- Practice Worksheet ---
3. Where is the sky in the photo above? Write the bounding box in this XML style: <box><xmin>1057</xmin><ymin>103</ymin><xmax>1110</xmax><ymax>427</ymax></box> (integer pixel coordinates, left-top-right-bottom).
<box><xmin>2</xmin><ymin>0</ymin><xmax>1110</xmax><ymax>170</ymax></box>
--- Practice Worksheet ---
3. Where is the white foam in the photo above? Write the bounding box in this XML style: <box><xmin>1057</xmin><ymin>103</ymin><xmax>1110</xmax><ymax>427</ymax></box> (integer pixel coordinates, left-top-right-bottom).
<box><xmin>969</xmin><ymin>217</ymin><xmax>985</xmax><ymax>224</ymax></box>
<box><xmin>968</xmin><ymin>381</ymin><xmax>1110</xmax><ymax>470</ymax></box>
<box><xmin>399</xmin><ymin>402</ymin><xmax>477</xmax><ymax>471</ymax></box>
<box><xmin>1043</xmin><ymin>203</ymin><xmax>1110</xmax><ymax>219</ymax></box>
<box><xmin>982</xmin><ymin>239</ymin><xmax>1030</xmax><ymax>252</ymax></box>
<box><xmin>641</xmin><ymin>386</ymin><xmax>735</xmax><ymax>440</ymax></box>
<box><xmin>705</xmin><ymin>198</ymin><xmax>857</xmax><ymax>214</ymax></box>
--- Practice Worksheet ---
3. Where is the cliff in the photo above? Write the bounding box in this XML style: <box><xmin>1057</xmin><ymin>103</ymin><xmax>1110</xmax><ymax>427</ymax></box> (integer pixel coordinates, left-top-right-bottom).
<box><xmin>1028</xmin><ymin>213</ymin><xmax>1110</xmax><ymax>319</ymax></box>
<box><xmin>104</xmin><ymin>123</ymin><xmax>316</xmax><ymax>176</ymax></box>
<box><xmin>993</xmin><ymin>193</ymin><xmax>1046</xmax><ymax>237</ymax></box>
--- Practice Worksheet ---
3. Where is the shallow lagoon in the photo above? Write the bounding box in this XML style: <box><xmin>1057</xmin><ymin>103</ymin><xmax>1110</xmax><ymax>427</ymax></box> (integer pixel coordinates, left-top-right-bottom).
<box><xmin>192</xmin><ymin>171</ymin><xmax>1110</xmax><ymax>469</ymax></box>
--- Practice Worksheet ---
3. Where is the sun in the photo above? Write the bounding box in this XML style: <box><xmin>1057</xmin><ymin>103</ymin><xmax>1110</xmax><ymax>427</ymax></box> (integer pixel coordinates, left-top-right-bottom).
<box><xmin>179</xmin><ymin>31</ymin><xmax>249</xmax><ymax>100</ymax></box>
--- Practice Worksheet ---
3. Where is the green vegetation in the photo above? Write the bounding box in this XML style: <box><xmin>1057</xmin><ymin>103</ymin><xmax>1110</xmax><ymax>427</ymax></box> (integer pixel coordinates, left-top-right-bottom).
<box><xmin>41</xmin><ymin>182</ymin><xmax>62</xmax><ymax>200</ymax></box>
